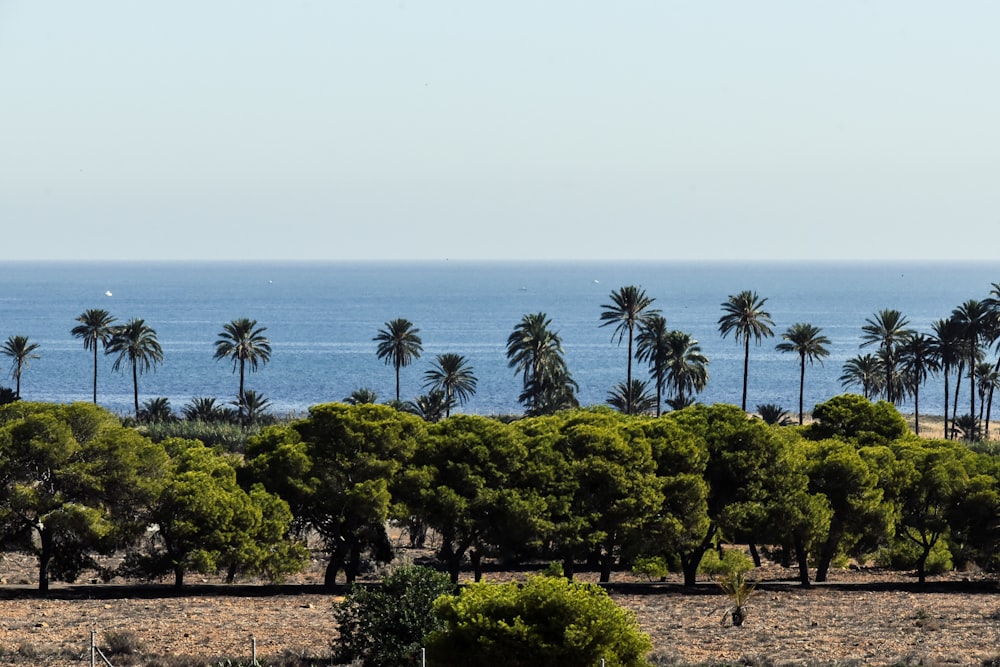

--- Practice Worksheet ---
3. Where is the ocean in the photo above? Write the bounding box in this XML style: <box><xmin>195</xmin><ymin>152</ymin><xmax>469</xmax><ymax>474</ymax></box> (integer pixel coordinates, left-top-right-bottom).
<box><xmin>1</xmin><ymin>260</ymin><xmax>998</xmax><ymax>420</ymax></box>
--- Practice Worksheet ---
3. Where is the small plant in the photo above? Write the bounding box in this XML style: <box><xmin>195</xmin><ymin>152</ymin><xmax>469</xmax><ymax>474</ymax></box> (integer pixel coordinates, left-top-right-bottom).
<box><xmin>756</xmin><ymin>403</ymin><xmax>792</xmax><ymax>426</ymax></box>
<box><xmin>104</xmin><ymin>629</ymin><xmax>145</xmax><ymax>656</ymax></box>
<box><xmin>632</xmin><ymin>555</ymin><xmax>671</xmax><ymax>581</ymax></box>
<box><xmin>718</xmin><ymin>568</ymin><xmax>758</xmax><ymax>627</ymax></box>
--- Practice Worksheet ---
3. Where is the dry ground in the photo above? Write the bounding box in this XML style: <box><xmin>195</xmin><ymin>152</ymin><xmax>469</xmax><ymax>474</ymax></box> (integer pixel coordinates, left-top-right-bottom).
<box><xmin>0</xmin><ymin>550</ymin><xmax>998</xmax><ymax>667</ymax></box>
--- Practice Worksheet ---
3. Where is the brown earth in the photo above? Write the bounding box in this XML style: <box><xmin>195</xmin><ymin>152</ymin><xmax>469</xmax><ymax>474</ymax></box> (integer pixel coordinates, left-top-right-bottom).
<box><xmin>0</xmin><ymin>548</ymin><xmax>998</xmax><ymax>667</ymax></box>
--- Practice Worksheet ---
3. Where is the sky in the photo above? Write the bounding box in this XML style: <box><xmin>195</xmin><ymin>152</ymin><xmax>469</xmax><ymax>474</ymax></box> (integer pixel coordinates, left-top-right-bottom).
<box><xmin>2</xmin><ymin>2</ymin><xmax>999</xmax><ymax>262</ymax></box>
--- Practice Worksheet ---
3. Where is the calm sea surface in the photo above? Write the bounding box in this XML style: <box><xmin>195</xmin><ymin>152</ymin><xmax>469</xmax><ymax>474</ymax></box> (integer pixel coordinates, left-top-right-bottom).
<box><xmin>1</xmin><ymin>260</ymin><xmax>998</xmax><ymax>419</ymax></box>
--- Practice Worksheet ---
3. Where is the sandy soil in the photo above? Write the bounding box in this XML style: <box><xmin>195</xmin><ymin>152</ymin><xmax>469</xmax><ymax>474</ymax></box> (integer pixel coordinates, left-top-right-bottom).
<box><xmin>0</xmin><ymin>550</ymin><xmax>997</xmax><ymax>667</ymax></box>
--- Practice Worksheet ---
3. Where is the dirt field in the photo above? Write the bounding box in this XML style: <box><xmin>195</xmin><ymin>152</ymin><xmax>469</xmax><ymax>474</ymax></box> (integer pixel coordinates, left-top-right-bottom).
<box><xmin>0</xmin><ymin>549</ymin><xmax>998</xmax><ymax>667</ymax></box>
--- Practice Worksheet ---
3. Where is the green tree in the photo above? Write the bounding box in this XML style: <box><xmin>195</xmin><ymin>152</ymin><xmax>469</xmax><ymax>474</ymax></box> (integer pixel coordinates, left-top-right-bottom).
<box><xmin>407</xmin><ymin>415</ymin><xmax>545</xmax><ymax>582</ymax></box>
<box><xmin>333</xmin><ymin>565</ymin><xmax>454</xmax><ymax>667</ymax></box>
<box><xmin>428</xmin><ymin>575</ymin><xmax>653</xmax><ymax>667</ymax></box>
<box><xmin>105</xmin><ymin>318</ymin><xmax>164</xmax><ymax>420</ymax></box>
<box><xmin>718</xmin><ymin>290</ymin><xmax>774</xmax><ymax>411</ymax></box>
<box><xmin>0</xmin><ymin>402</ymin><xmax>168</xmax><ymax>591</ymax></box>
<box><xmin>123</xmin><ymin>438</ymin><xmax>305</xmax><ymax>588</ymax></box>
<box><xmin>1</xmin><ymin>335</ymin><xmax>40</xmax><ymax>399</ymax></box>
<box><xmin>181</xmin><ymin>396</ymin><xmax>230</xmax><ymax>423</ymax></box>
<box><xmin>71</xmin><ymin>309</ymin><xmax>117</xmax><ymax>404</ymax></box>
<box><xmin>423</xmin><ymin>353</ymin><xmax>477</xmax><ymax>418</ymax></box>
<box><xmin>860</xmin><ymin>308</ymin><xmax>913</xmax><ymax>404</ymax></box>
<box><xmin>506</xmin><ymin>312</ymin><xmax>577</xmax><ymax>416</ymax></box>
<box><xmin>214</xmin><ymin>318</ymin><xmax>272</xmax><ymax>424</ymax></box>
<box><xmin>807</xmin><ymin>394</ymin><xmax>909</xmax><ymax>446</ymax></box>
<box><xmin>600</xmin><ymin>286</ymin><xmax>660</xmax><ymax>409</ymax></box>
<box><xmin>776</xmin><ymin>322</ymin><xmax>830</xmax><ymax>425</ymax></box>
<box><xmin>374</xmin><ymin>318</ymin><xmax>423</xmax><ymax>402</ymax></box>
<box><xmin>246</xmin><ymin>403</ymin><xmax>425</xmax><ymax>586</ymax></box>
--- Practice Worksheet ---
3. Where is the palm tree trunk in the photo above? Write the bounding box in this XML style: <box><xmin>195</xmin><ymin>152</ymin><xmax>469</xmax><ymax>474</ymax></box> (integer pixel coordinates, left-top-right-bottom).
<box><xmin>741</xmin><ymin>337</ymin><xmax>750</xmax><ymax>411</ymax></box>
<box><xmin>238</xmin><ymin>359</ymin><xmax>246</xmax><ymax>422</ymax></box>
<box><xmin>951</xmin><ymin>361</ymin><xmax>964</xmax><ymax>439</ymax></box>
<box><xmin>913</xmin><ymin>385</ymin><xmax>920</xmax><ymax>435</ymax></box>
<box><xmin>92</xmin><ymin>344</ymin><xmax>99</xmax><ymax>403</ymax></box>
<box><xmin>132</xmin><ymin>362</ymin><xmax>140</xmax><ymax>419</ymax></box>
<box><xmin>943</xmin><ymin>364</ymin><xmax>950</xmax><ymax>439</ymax></box>
<box><xmin>394</xmin><ymin>361</ymin><xmax>401</xmax><ymax>403</ymax></box>
<box><xmin>798</xmin><ymin>353</ymin><xmax>806</xmax><ymax>425</ymax></box>
<box><xmin>626</xmin><ymin>327</ymin><xmax>634</xmax><ymax>390</ymax></box>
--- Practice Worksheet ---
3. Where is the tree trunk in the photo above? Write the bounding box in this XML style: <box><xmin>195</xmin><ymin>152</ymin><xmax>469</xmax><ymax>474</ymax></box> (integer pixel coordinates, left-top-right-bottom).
<box><xmin>561</xmin><ymin>556</ymin><xmax>575</xmax><ymax>581</ymax></box>
<box><xmin>794</xmin><ymin>535</ymin><xmax>811</xmax><ymax>587</ymax></box>
<box><xmin>741</xmin><ymin>337</ymin><xmax>750</xmax><ymax>411</ymax></box>
<box><xmin>325</xmin><ymin>556</ymin><xmax>343</xmax><ymax>588</ymax></box>
<box><xmin>174</xmin><ymin>564</ymin><xmax>185</xmax><ymax>590</ymax></box>
<box><xmin>599</xmin><ymin>548</ymin><xmax>614</xmax><ymax>583</ymax></box>
<box><xmin>470</xmin><ymin>550</ymin><xmax>482</xmax><ymax>583</ymax></box>
<box><xmin>798</xmin><ymin>354</ymin><xmax>806</xmax><ymax>425</ymax></box>
<box><xmin>748</xmin><ymin>541</ymin><xmax>762</xmax><ymax>568</ymax></box>
<box><xmin>37</xmin><ymin>526</ymin><xmax>52</xmax><ymax>593</ymax></box>
<box><xmin>681</xmin><ymin>525</ymin><xmax>717</xmax><ymax>588</ymax></box>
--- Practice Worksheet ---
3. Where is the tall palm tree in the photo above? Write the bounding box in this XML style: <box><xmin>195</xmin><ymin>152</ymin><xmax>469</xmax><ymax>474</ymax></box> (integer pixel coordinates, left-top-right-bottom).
<box><xmin>635</xmin><ymin>314</ymin><xmax>670</xmax><ymax>416</ymax></box>
<box><xmin>930</xmin><ymin>317</ymin><xmax>963</xmax><ymax>439</ymax></box>
<box><xmin>506</xmin><ymin>312</ymin><xmax>576</xmax><ymax>415</ymax></box>
<box><xmin>71</xmin><ymin>308</ymin><xmax>117</xmax><ymax>403</ymax></box>
<box><xmin>106</xmin><ymin>319</ymin><xmax>163</xmax><ymax>420</ymax></box>
<box><xmin>606</xmin><ymin>379</ymin><xmax>657</xmax><ymax>415</ymax></box>
<box><xmin>977</xmin><ymin>364</ymin><xmax>1000</xmax><ymax>439</ymax></box>
<box><xmin>423</xmin><ymin>353</ymin><xmax>478</xmax><ymax>418</ymax></box>
<box><xmin>899</xmin><ymin>333</ymin><xmax>939</xmax><ymax>435</ymax></box>
<box><xmin>1</xmin><ymin>335</ymin><xmax>40</xmax><ymax>399</ymax></box>
<box><xmin>951</xmin><ymin>299</ymin><xmax>991</xmax><ymax>430</ymax></box>
<box><xmin>839</xmin><ymin>354</ymin><xmax>884</xmax><ymax>400</ymax></box>
<box><xmin>663</xmin><ymin>330</ymin><xmax>709</xmax><ymax>408</ymax></box>
<box><xmin>775</xmin><ymin>322</ymin><xmax>830</xmax><ymax>425</ymax></box>
<box><xmin>600</xmin><ymin>286</ymin><xmax>660</xmax><ymax>404</ymax></box>
<box><xmin>860</xmin><ymin>308</ymin><xmax>912</xmax><ymax>404</ymax></box>
<box><xmin>374</xmin><ymin>318</ymin><xmax>423</xmax><ymax>402</ymax></box>
<box><xmin>718</xmin><ymin>290</ymin><xmax>774</xmax><ymax>411</ymax></box>
<box><xmin>214</xmin><ymin>318</ymin><xmax>272</xmax><ymax>423</ymax></box>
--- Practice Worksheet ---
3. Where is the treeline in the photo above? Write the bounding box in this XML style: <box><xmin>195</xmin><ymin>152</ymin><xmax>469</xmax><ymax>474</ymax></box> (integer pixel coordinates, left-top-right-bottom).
<box><xmin>1</xmin><ymin>396</ymin><xmax>997</xmax><ymax>593</ymax></box>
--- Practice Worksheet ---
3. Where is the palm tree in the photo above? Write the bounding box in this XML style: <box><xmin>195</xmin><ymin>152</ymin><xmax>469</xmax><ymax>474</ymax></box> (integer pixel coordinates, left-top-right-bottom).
<box><xmin>374</xmin><ymin>318</ymin><xmax>423</xmax><ymax>402</ymax></box>
<box><xmin>139</xmin><ymin>397</ymin><xmax>176</xmax><ymax>424</ymax></box>
<box><xmin>775</xmin><ymin>322</ymin><xmax>830</xmax><ymax>425</ymax></box>
<box><xmin>606</xmin><ymin>379</ymin><xmax>657</xmax><ymax>415</ymax></box>
<box><xmin>506</xmin><ymin>312</ymin><xmax>576</xmax><ymax>415</ymax></box>
<box><xmin>214</xmin><ymin>318</ymin><xmax>272</xmax><ymax>423</ymax></box>
<box><xmin>663</xmin><ymin>330</ymin><xmax>709</xmax><ymax>408</ymax></box>
<box><xmin>344</xmin><ymin>388</ymin><xmax>378</xmax><ymax>405</ymax></box>
<box><xmin>930</xmin><ymin>317</ymin><xmax>963</xmax><ymax>439</ymax></box>
<box><xmin>860</xmin><ymin>309</ymin><xmax>912</xmax><ymax>404</ymax></box>
<box><xmin>718</xmin><ymin>290</ymin><xmax>774</xmax><ymax>411</ymax></box>
<box><xmin>756</xmin><ymin>403</ymin><xmax>792</xmax><ymax>426</ymax></box>
<box><xmin>600</xmin><ymin>286</ymin><xmax>660</xmax><ymax>406</ymax></box>
<box><xmin>1</xmin><ymin>335</ymin><xmax>40</xmax><ymax>399</ymax></box>
<box><xmin>423</xmin><ymin>353</ymin><xmax>477</xmax><ymax>418</ymax></box>
<box><xmin>635</xmin><ymin>315</ymin><xmax>670</xmax><ymax>416</ymax></box>
<box><xmin>236</xmin><ymin>389</ymin><xmax>272</xmax><ymax>425</ymax></box>
<box><xmin>839</xmin><ymin>354</ymin><xmax>884</xmax><ymax>400</ymax></box>
<box><xmin>977</xmin><ymin>364</ymin><xmax>1000</xmax><ymax>439</ymax></box>
<box><xmin>182</xmin><ymin>397</ymin><xmax>228</xmax><ymax>422</ymax></box>
<box><xmin>952</xmin><ymin>299</ymin><xmax>992</xmax><ymax>431</ymax></box>
<box><xmin>71</xmin><ymin>308</ymin><xmax>117</xmax><ymax>403</ymax></box>
<box><xmin>105</xmin><ymin>318</ymin><xmax>164</xmax><ymax>420</ymax></box>
<box><xmin>403</xmin><ymin>390</ymin><xmax>450</xmax><ymax>423</ymax></box>
<box><xmin>898</xmin><ymin>333</ymin><xmax>939</xmax><ymax>435</ymax></box>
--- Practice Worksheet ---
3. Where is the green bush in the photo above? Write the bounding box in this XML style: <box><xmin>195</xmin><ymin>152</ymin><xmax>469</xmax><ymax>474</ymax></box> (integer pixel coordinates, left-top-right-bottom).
<box><xmin>332</xmin><ymin>564</ymin><xmax>453</xmax><ymax>667</ymax></box>
<box><xmin>427</xmin><ymin>574</ymin><xmax>653</xmax><ymax>667</ymax></box>
<box><xmin>141</xmin><ymin>419</ymin><xmax>260</xmax><ymax>452</ymax></box>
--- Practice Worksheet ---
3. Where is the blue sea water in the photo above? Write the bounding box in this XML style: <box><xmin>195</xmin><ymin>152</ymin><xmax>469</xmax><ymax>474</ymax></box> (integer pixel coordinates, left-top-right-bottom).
<box><xmin>0</xmin><ymin>260</ymin><xmax>998</xmax><ymax>420</ymax></box>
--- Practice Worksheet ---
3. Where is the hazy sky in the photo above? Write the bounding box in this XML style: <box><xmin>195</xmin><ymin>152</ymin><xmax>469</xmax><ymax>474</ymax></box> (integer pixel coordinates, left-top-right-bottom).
<box><xmin>3</xmin><ymin>2</ymin><xmax>999</xmax><ymax>262</ymax></box>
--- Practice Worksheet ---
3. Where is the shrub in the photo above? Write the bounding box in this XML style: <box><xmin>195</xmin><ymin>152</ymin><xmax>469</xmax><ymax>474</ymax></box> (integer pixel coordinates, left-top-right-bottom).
<box><xmin>103</xmin><ymin>630</ymin><xmax>145</xmax><ymax>655</ymax></box>
<box><xmin>698</xmin><ymin>547</ymin><xmax>754</xmax><ymax>577</ymax></box>
<box><xmin>877</xmin><ymin>537</ymin><xmax>953</xmax><ymax>576</ymax></box>
<box><xmin>427</xmin><ymin>574</ymin><xmax>653</xmax><ymax>667</ymax></box>
<box><xmin>332</xmin><ymin>564</ymin><xmax>453</xmax><ymax>667</ymax></box>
